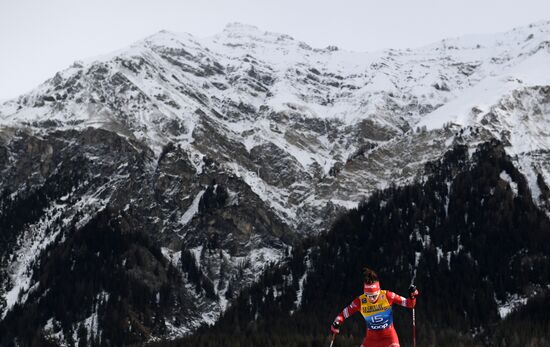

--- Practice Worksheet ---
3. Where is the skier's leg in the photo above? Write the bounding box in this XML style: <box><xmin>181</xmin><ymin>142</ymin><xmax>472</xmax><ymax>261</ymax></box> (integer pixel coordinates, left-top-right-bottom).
<box><xmin>387</xmin><ymin>327</ymin><xmax>400</xmax><ymax>347</ymax></box>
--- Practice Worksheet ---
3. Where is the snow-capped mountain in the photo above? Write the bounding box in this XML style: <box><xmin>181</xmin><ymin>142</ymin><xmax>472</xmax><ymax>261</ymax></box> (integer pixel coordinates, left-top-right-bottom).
<box><xmin>2</xmin><ymin>22</ymin><xmax>550</xmax><ymax>220</ymax></box>
<box><xmin>1</xmin><ymin>21</ymin><xmax>550</xmax><ymax>344</ymax></box>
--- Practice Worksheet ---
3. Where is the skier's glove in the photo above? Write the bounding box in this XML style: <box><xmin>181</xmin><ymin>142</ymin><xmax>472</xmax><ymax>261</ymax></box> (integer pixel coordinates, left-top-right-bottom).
<box><xmin>408</xmin><ymin>284</ymin><xmax>419</xmax><ymax>299</ymax></box>
<box><xmin>331</xmin><ymin>317</ymin><xmax>342</xmax><ymax>334</ymax></box>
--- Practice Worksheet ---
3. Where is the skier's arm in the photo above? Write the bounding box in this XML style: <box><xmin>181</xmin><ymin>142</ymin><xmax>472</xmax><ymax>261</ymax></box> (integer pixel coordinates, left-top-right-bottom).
<box><xmin>331</xmin><ymin>297</ymin><xmax>361</xmax><ymax>334</ymax></box>
<box><xmin>386</xmin><ymin>290</ymin><xmax>416</xmax><ymax>308</ymax></box>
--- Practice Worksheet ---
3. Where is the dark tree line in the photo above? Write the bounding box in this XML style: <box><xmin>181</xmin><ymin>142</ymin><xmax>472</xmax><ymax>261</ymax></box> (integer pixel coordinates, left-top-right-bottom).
<box><xmin>0</xmin><ymin>207</ymin><xmax>189</xmax><ymax>347</ymax></box>
<box><xmin>0</xmin><ymin>156</ymin><xmax>87</xmax><ymax>261</ymax></box>
<box><xmin>2</xmin><ymin>140</ymin><xmax>550</xmax><ymax>346</ymax></box>
<box><xmin>170</xmin><ymin>141</ymin><xmax>550</xmax><ymax>347</ymax></box>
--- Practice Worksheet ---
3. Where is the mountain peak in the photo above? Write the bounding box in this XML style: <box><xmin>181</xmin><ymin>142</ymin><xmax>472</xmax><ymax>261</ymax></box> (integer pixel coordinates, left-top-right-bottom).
<box><xmin>223</xmin><ymin>22</ymin><xmax>262</xmax><ymax>34</ymax></box>
<box><xmin>142</xmin><ymin>29</ymin><xmax>195</xmax><ymax>48</ymax></box>
<box><xmin>218</xmin><ymin>22</ymin><xmax>296</xmax><ymax>44</ymax></box>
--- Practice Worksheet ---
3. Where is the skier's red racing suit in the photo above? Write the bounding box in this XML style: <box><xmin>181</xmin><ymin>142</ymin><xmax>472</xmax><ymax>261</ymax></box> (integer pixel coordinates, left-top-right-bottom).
<box><xmin>334</xmin><ymin>290</ymin><xmax>415</xmax><ymax>347</ymax></box>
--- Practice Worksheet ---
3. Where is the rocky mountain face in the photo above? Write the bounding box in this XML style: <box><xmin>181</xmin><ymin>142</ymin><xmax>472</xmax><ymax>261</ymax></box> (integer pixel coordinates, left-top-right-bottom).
<box><xmin>0</xmin><ymin>21</ymin><xmax>550</xmax><ymax>345</ymax></box>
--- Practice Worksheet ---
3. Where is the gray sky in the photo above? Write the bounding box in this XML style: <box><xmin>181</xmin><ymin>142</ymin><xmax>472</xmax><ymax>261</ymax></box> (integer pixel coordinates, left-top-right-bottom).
<box><xmin>1</xmin><ymin>0</ymin><xmax>549</xmax><ymax>101</ymax></box>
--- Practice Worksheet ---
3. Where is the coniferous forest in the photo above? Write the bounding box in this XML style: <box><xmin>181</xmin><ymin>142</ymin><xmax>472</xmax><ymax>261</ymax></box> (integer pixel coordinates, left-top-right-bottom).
<box><xmin>162</xmin><ymin>141</ymin><xmax>550</xmax><ymax>347</ymax></box>
<box><xmin>2</xmin><ymin>141</ymin><xmax>550</xmax><ymax>346</ymax></box>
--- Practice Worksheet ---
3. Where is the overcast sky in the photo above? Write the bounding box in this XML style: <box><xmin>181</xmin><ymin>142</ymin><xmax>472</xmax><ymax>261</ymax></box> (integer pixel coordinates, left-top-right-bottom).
<box><xmin>1</xmin><ymin>0</ymin><xmax>549</xmax><ymax>101</ymax></box>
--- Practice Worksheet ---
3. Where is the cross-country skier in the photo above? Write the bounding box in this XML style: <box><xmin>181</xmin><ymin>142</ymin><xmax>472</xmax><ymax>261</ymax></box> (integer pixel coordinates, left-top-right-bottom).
<box><xmin>330</xmin><ymin>268</ymin><xmax>419</xmax><ymax>347</ymax></box>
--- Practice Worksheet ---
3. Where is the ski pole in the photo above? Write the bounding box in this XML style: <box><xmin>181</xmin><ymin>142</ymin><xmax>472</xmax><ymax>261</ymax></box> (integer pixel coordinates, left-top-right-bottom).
<box><xmin>408</xmin><ymin>283</ymin><xmax>418</xmax><ymax>347</ymax></box>
<box><xmin>412</xmin><ymin>307</ymin><xmax>416</xmax><ymax>347</ymax></box>
<box><xmin>329</xmin><ymin>333</ymin><xmax>336</xmax><ymax>347</ymax></box>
